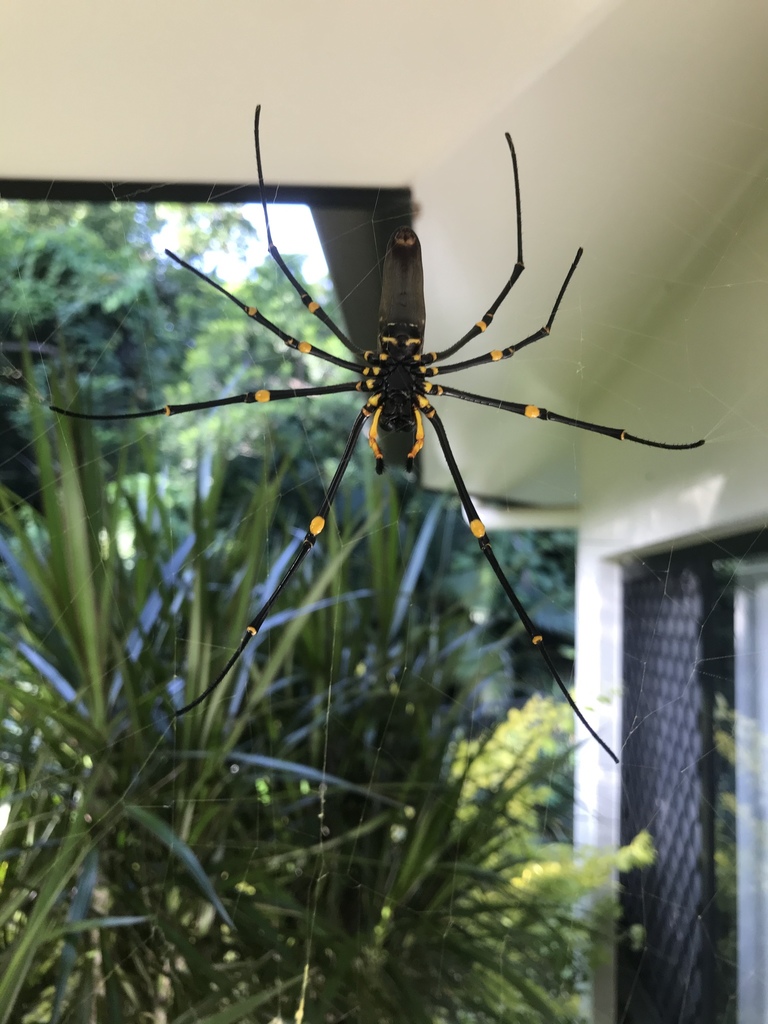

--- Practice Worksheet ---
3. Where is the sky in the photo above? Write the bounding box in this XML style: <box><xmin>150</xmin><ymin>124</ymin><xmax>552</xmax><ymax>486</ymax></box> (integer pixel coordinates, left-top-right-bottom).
<box><xmin>154</xmin><ymin>203</ymin><xmax>329</xmax><ymax>285</ymax></box>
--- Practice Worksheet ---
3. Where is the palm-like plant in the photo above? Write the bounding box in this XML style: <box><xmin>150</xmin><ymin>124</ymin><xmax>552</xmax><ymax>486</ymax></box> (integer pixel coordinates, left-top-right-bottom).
<box><xmin>0</xmin><ymin>398</ymin><xmax>650</xmax><ymax>1024</ymax></box>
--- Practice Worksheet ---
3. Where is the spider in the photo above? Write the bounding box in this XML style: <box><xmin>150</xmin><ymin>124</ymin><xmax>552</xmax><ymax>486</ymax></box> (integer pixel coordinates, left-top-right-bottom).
<box><xmin>51</xmin><ymin>107</ymin><xmax>705</xmax><ymax>762</ymax></box>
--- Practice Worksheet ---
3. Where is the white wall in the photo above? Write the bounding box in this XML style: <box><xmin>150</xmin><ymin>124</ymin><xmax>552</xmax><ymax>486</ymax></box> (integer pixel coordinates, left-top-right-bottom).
<box><xmin>578</xmin><ymin>159</ymin><xmax>768</xmax><ymax>558</ymax></box>
<box><xmin>573</xmin><ymin>141</ymin><xmax>768</xmax><ymax>1023</ymax></box>
<box><xmin>414</xmin><ymin>0</ymin><xmax>768</xmax><ymax>510</ymax></box>
<box><xmin>574</xmin><ymin>157</ymin><xmax>768</xmax><ymax>774</ymax></box>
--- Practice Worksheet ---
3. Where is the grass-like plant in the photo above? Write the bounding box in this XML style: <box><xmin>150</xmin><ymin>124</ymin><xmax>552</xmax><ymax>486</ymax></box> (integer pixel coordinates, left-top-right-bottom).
<box><xmin>0</xmin><ymin>399</ymin><xmax>651</xmax><ymax>1024</ymax></box>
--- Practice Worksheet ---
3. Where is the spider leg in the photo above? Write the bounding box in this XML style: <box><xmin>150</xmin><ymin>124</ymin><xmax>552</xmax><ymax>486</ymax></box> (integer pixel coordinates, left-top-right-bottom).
<box><xmin>165</xmin><ymin>250</ymin><xmax>363</xmax><ymax>374</ymax></box>
<box><xmin>253</xmin><ymin>105</ymin><xmax>363</xmax><ymax>357</ymax></box>
<box><xmin>50</xmin><ymin>382</ymin><xmax>362</xmax><ymax>422</ymax></box>
<box><xmin>423</xmin><ymin>401</ymin><xmax>619</xmax><ymax>762</ymax></box>
<box><xmin>407</xmin><ymin>406</ymin><xmax>426</xmax><ymax>471</ymax></box>
<box><xmin>429</xmin><ymin>384</ymin><xmax>705</xmax><ymax>450</ymax></box>
<box><xmin>175</xmin><ymin>407</ymin><xmax>368</xmax><ymax>715</ymax></box>
<box><xmin>427</xmin><ymin>249</ymin><xmax>583</xmax><ymax>376</ymax></box>
<box><xmin>431</xmin><ymin>133</ymin><xmax>524</xmax><ymax>362</ymax></box>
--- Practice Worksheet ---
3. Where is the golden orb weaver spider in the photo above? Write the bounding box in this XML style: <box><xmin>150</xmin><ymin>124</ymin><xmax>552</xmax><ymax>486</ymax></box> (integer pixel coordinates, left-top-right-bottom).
<box><xmin>51</xmin><ymin>107</ymin><xmax>705</xmax><ymax>762</ymax></box>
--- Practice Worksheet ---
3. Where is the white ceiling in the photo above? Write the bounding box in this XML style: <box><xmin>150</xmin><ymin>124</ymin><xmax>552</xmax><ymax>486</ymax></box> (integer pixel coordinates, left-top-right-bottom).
<box><xmin>1</xmin><ymin>1</ymin><xmax>614</xmax><ymax>184</ymax></box>
<box><xmin>3</xmin><ymin>0</ymin><xmax>768</xmax><ymax>514</ymax></box>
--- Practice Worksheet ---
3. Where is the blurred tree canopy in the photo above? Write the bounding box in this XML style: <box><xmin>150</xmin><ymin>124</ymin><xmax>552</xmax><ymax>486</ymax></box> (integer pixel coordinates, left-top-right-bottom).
<box><xmin>0</xmin><ymin>199</ymin><xmax>358</xmax><ymax>502</ymax></box>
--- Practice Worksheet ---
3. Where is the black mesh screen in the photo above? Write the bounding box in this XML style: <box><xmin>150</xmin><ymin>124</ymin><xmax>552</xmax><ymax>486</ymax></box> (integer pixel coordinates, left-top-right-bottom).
<box><xmin>620</xmin><ymin>563</ymin><xmax>708</xmax><ymax>1024</ymax></box>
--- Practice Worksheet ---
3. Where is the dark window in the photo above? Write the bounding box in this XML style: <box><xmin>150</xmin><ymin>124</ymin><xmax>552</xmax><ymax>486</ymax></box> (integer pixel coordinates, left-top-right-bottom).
<box><xmin>618</xmin><ymin>531</ymin><xmax>768</xmax><ymax>1024</ymax></box>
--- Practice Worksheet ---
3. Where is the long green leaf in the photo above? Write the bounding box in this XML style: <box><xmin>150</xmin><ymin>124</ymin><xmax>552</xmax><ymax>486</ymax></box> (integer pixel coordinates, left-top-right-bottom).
<box><xmin>0</xmin><ymin>783</ymin><xmax>96</xmax><ymax>1024</ymax></box>
<box><xmin>124</xmin><ymin>805</ymin><xmax>235</xmax><ymax>929</ymax></box>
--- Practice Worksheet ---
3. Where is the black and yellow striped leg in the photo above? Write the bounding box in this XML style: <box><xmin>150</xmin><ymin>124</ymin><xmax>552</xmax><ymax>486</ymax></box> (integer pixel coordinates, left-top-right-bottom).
<box><xmin>176</xmin><ymin>408</ymin><xmax>369</xmax><ymax>715</ymax></box>
<box><xmin>432</xmin><ymin>134</ymin><xmax>525</xmax><ymax>361</ymax></box>
<box><xmin>425</xmin><ymin>404</ymin><xmax>619</xmax><ymax>763</ymax></box>
<box><xmin>253</xmin><ymin>106</ymin><xmax>362</xmax><ymax>357</ymax></box>
<box><xmin>433</xmin><ymin>385</ymin><xmax>705</xmax><ymax>450</ymax></box>
<box><xmin>164</xmin><ymin>250</ymin><xmax>363</xmax><ymax>375</ymax></box>
<box><xmin>429</xmin><ymin>248</ymin><xmax>583</xmax><ymax>376</ymax></box>
<box><xmin>50</xmin><ymin>381</ymin><xmax>362</xmax><ymax>423</ymax></box>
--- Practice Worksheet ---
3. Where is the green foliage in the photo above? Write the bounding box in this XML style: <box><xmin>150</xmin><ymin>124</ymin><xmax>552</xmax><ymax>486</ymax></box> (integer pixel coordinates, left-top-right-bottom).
<box><xmin>0</xmin><ymin>403</ymin><xmax>645</xmax><ymax>1024</ymax></box>
<box><xmin>0</xmin><ymin>198</ymin><xmax>359</xmax><ymax>502</ymax></box>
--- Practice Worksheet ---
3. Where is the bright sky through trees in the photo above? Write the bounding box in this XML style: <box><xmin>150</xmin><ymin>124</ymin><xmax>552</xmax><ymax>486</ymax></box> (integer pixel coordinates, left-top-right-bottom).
<box><xmin>154</xmin><ymin>203</ymin><xmax>329</xmax><ymax>284</ymax></box>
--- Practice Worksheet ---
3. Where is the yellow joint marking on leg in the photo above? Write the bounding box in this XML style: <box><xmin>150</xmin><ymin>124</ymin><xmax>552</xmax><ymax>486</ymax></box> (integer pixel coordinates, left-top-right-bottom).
<box><xmin>298</xmin><ymin>341</ymin><xmax>312</xmax><ymax>354</ymax></box>
<box><xmin>246</xmin><ymin>306</ymin><xmax>258</xmax><ymax>317</ymax></box>
<box><xmin>310</xmin><ymin>516</ymin><xmax>326</xmax><ymax>536</ymax></box>
<box><xmin>163</xmin><ymin>405</ymin><xmax>171</xmax><ymax>416</ymax></box>
<box><xmin>470</xmin><ymin>518</ymin><xmax>486</xmax><ymax>539</ymax></box>
<box><xmin>476</xmin><ymin>320</ymin><xmax>488</xmax><ymax>332</ymax></box>
<box><xmin>307</xmin><ymin>301</ymin><xmax>319</xmax><ymax>313</ymax></box>
<box><xmin>532</xmin><ymin>634</ymin><xmax>543</xmax><ymax>646</ymax></box>
<box><xmin>490</xmin><ymin>350</ymin><xmax>503</xmax><ymax>361</ymax></box>
<box><xmin>416</xmin><ymin>394</ymin><xmax>431</xmax><ymax>410</ymax></box>
<box><xmin>525</xmin><ymin>405</ymin><xmax>540</xmax><ymax>418</ymax></box>
<box><xmin>620</xmin><ymin>430</ymin><xmax>627</xmax><ymax>440</ymax></box>
<box><xmin>247</xmin><ymin>625</ymin><xmax>257</xmax><ymax>636</ymax></box>
<box><xmin>255</xmin><ymin>389</ymin><xmax>270</xmax><ymax>403</ymax></box>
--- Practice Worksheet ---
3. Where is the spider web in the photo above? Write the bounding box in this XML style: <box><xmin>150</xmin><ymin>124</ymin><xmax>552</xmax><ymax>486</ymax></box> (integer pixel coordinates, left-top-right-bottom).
<box><xmin>565</xmin><ymin>135</ymin><xmax>768</xmax><ymax>1024</ymax></box>
<box><xmin>0</xmin><ymin>187</ymin><xmax>595</xmax><ymax>1021</ymax></box>
<box><xmin>566</xmin><ymin>130</ymin><xmax>767</xmax><ymax>1022</ymax></box>
<box><xmin>0</xmin><ymin>125</ymin><xmax>766</xmax><ymax>1024</ymax></box>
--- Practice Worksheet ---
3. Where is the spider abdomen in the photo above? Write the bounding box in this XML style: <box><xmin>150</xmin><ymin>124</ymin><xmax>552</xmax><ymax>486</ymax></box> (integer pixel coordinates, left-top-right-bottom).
<box><xmin>378</xmin><ymin>228</ymin><xmax>426</xmax><ymax>354</ymax></box>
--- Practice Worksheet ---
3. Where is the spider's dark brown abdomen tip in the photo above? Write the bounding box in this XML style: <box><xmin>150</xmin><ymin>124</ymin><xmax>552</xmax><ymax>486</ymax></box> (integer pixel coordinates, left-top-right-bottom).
<box><xmin>391</xmin><ymin>227</ymin><xmax>418</xmax><ymax>247</ymax></box>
